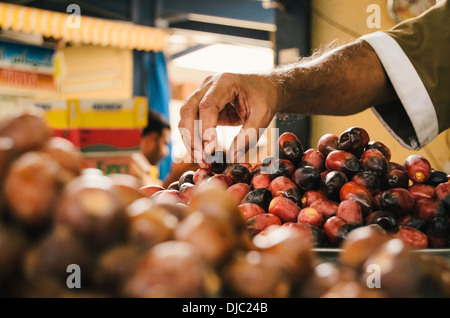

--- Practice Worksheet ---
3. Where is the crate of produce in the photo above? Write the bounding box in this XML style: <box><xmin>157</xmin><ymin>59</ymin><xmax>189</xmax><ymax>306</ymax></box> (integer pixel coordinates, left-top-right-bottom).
<box><xmin>68</xmin><ymin>97</ymin><xmax>148</xmax><ymax>128</ymax></box>
<box><xmin>21</xmin><ymin>99</ymin><xmax>70</xmax><ymax>129</ymax></box>
<box><xmin>82</xmin><ymin>151</ymin><xmax>136</xmax><ymax>175</ymax></box>
<box><xmin>52</xmin><ymin>128</ymin><xmax>141</xmax><ymax>152</ymax></box>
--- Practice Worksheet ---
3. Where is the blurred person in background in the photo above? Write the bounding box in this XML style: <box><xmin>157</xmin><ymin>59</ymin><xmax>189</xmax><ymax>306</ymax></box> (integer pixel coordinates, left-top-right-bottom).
<box><xmin>132</xmin><ymin>109</ymin><xmax>198</xmax><ymax>187</ymax></box>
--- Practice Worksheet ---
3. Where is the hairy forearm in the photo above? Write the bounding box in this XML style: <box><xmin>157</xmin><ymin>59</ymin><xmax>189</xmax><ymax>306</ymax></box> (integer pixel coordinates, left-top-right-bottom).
<box><xmin>267</xmin><ymin>39</ymin><xmax>397</xmax><ymax>115</ymax></box>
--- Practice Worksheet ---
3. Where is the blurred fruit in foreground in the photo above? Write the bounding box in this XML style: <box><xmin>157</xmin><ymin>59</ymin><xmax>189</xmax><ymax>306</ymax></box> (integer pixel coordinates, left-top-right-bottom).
<box><xmin>223</xmin><ymin>250</ymin><xmax>291</xmax><ymax>298</ymax></box>
<box><xmin>124</xmin><ymin>241</ymin><xmax>221</xmax><ymax>298</ymax></box>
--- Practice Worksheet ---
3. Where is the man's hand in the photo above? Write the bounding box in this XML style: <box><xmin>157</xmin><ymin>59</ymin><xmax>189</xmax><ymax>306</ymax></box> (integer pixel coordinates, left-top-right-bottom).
<box><xmin>178</xmin><ymin>40</ymin><xmax>396</xmax><ymax>164</ymax></box>
<box><xmin>178</xmin><ymin>72</ymin><xmax>280</xmax><ymax>163</ymax></box>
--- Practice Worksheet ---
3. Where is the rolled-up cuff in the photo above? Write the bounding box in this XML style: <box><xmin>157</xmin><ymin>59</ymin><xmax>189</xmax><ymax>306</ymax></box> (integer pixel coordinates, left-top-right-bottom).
<box><xmin>360</xmin><ymin>31</ymin><xmax>438</xmax><ymax>149</ymax></box>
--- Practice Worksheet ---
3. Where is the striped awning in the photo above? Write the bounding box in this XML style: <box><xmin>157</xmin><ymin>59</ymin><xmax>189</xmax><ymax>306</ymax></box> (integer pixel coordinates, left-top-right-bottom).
<box><xmin>0</xmin><ymin>2</ymin><xmax>167</xmax><ymax>51</ymax></box>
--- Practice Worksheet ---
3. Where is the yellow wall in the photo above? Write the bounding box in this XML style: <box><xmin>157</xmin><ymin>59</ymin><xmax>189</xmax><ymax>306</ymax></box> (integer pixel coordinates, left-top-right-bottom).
<box><xmin>310</xmin><ymin>0</ymin><xmax>450</xmax><ymax>173</ymax></box>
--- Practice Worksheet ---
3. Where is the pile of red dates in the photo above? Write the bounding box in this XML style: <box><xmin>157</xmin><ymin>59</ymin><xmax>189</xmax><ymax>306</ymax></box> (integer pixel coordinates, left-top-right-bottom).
<box><xmin>167</xmin><ymin>126</ymin><xmax>450</xmax><ymax>250</ymax></box>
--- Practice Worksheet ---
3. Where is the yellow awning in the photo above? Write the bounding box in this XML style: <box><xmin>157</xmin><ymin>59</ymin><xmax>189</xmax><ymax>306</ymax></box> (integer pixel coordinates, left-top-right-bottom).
<box><xmin>0</xmin><ymin>2</ymin><xmax>167</xmax><ymax>51</ymax></box>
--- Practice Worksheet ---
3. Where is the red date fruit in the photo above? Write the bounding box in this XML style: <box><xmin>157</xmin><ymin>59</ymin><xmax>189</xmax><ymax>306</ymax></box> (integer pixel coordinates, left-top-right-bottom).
<box><xmin>362</xmin><ymin>238</ymin><xmax>449</xmax><ymax>298</ymax></box>
<box><xmin>426</xmin><ymin>217</ymin><xmax>450</xmax><ymax>248</ymax></box>
<box><xmin>167</xmin><ymin>181</ymin><xmax>179</xmax><ymax>190</ymax></box>
<box><xmin>404</xmin><ymin>154</ymin><xmax>432</xmax><ymax>183</ymax></box>
<box><xmin>252</xmin><ymin>226</ymin><xmax>314</xmax><ymax>282</ymax></box>
<box><xmin>124</xmin><ymin>241</ymin><xmax>220</xmax><ymax>298</ymax></box>
<box><xmin>320</xmin><ymin>170</ymin><xmax>330</xmax><ymax>182</ymax></box>
<box><xmin>94</xmin><ymin>244</ymin><xmax>143</xmax><ymax>294</ymax></box>
<box><xmin>298</xmin><ymin>207</ymin><xmax>324</xmax><ymax>229</ymax></box>
<box><xmin>139</xmin><ymin>185</ymin><xmax>165</xmax><ymax>198</ymax></box>
<box><xmin>269</xmin><ymin>176</ymin><xmax>301</xmax><ymax>204</ymax></box>
<box><xmin>384</xmin><ymin>169</ymin><xmax>409</xmax><ymax>189</ymax></box>
<box><xmin>251</xmin><ymin>163</ymin><xmax>263</xmax><ymax>176</ymax></box>
<box><xmin>222</xmin><ymin>250</ymin><xmax>291</xmax><ymax>298</ymax></box>
<box><xmin>360</xmin><ymin>149</ymin><xmax>388</xmax><ymax>176</ymax></box>
<box><xmin>281</xmin><ymin>222</ymin><xmax>324</xmax><ymax>247</ymax></box>
<box><xmin>426</xmin><ymin>170</ymin><xmax>448</xmax><ymax>187</ymax></box>
<box><xmin>301</xmin><ymin>149</ymin><xmax>325</xmax><ymax>172</ymax></box>
<box><xmin>227</xmin><ymin>183</ymin><xmax>251</xmax><ymax>204</ymax></box>
<box><xmin>317</xmin><ymin>133</ymin><xmax>339</xmax><ymax>157</ymax></box>
<box><xmin>203</xmin><ymin>150</ymin><xmax>228</xmax><ymax>174</ymax></box>
<box><xmin>268</xmin><ymin>196</ymin><xmax>301</xmax><ymax>223</ymax></box>
<box><xmin>340</xmin><ymin>181</ymin><xmax>374</xmax><ymax>215</ymax></box>
<box><xmin>251</xmin><ymin>173</ymin><xmax>272</xmax><ymax>190</ymax></box>
<box><xmin>336</xmin><ymin>200</ymin><xmax>363</xmax><ymax>225</ymax></box>
<box><xmin>352</xmin><ymin>170</ymin><xmax>381</xmax><ymax>196</ymax></box>
<box><xmin>23</xmin><ymin>225</ymin><xmax>91</xmax><ymax>282</ymax></box>
<box><xmin>323</xmin><ymin>216</ymin><xmax>355</xmax><ymax>246</ymax></box>
<box><xmin>408</xmin><ymin>184</ymin><xmax>436</xmax><ymax>200</ymax></box>
<box><xmin>436</xmin><ymin>182</ymin><xmax>450</xmax><ymax>201</ymax></box>
<box><xmin>301</xmin><ymin>190</ymin><xmax>328</xmax><ymax>208</ymax></box>
<box><xmin>398</xmin><ymin>215</ymin><xmax>427</xmax><ymax>233</ymax></box>
<box><xmin>188</xmin><ymin>186</ymin><xmax>242</xmax><ymax>228</ymax></box>
<box><xmin>413</xmin><ymin>198</ymin><xmax>440</xmax><ymax>223</ymax></box>
<box><xmin>56</xmin><ymin>174</ymin><xmax>126</xmax><ymax>249</ymax></box>
<box><xmin>4</xmin><ymin>151</ymin><xmax>63</xmax><ymax>228</ymax></box>
<box><xmin>179</xmin><ymin>171</ymin><xmax>195</xmax><ymax>186</ymax></box>
<box><xmin>379</xmin><ymin>188</ymin><xmax>414</xmax><ymax>217</ymax></box>
<box><xmin>309</xmin><ymin>199</ymin><xmax>339</xmax><ymax>220</ymax></box>
<box><xmin>126</xmin><ymin>198</ymin><xmax>178</xmax><ymax>249</ymax></box>
<box><xmin>151</xmin><ymin>189</ymin><xmax>182</xmax><ymax>205</ymax></box>
<box><xmin>109</xmin><ymin>174</ymin><xmax>145</xmax><ymax>208</ymax></box>
<box><xmin>0</xmin><ymin>109</ymin><xmax>51</xmax><ymax>153</ymax></box>
<box><xmin>179</xmin><ymin>183</ymin><xmax>196</xmax><ymax>204</ymax></box>
<box><xmin>325</xmin><ymin>150</ymin><xmax>361</xmax><ymax>178</ymax></box>
<box><xmin>365</xmin><ymin>210</ymin><xmax>398</xmax><ymax>233</ymax></box>
<box><xmin>242</xmin><ymin>188</ymin><xmax>273</xmax><ymax>212</ymax></box>
<box><xmin>226</xmin><ymin>164</ymin><xmax>252</xmax><ymax>184</ymax></box>
<box><xmin>396</xmin><ymin>226</ymin><xmax>428</xmax><ymax>249</ymax></box>
<box><xmin>238</xmin><ymin>203</ymin><xmax>265</xmax><ymax>221</ymax></box>
<box><xmin>175</xmin><ymin>211</ymin><xmax>239</xmax><ymax>267</ymax></box>
<box><xmin>321</xmin><ymin>171</ymin><xmax>348</xmax><ymax>202</ymax></box>
<box><xmin>268</xmin><ymin>159</ymin><xmax>295</xmax><ymax>179</ymax></box>
<box><xmin>292</xmin><ymin>166</ymin><xmax>321</xmax><ymax>192</ymax></box>
<box><xmin>246</xmin><ymin>213</ymin><xmax>282</xmax><ymax>236</ymax></box>
<box><xmin>339</xmin><ymin>226</ymin><xmax>391</xmax><ymax>270</ymax></box>
<box><xmin>389</xmin><ymin>162</ymin><xmax>405</xmax><ymax>172</ymax></box>
<box><xmin>278</xmin><ymin>132</ymin><xmax>304</xmax><ymax>165</ymax></box>
<box><xmin>205</xmin><ymin>174</ymin><xmax>233</xmax><ymax>189</ymax></box>
<box><xmin>193</xmin><ymin>168</ymin><xmax>213</xmax><ymax>185</ymax></box>
<box><xmin>42</xmin><ymin>137</ymin><xmax>83</xmax><ymax>181</ymax></box>
<box><xmin>337</xmin><ymin>127</ymin><xmax>370</xmax><ymax>156</ymax></box>
<box><xmin>365</xmin><ymin>140</ymin><xmax>391</xmax><ymax>161</ymax></box>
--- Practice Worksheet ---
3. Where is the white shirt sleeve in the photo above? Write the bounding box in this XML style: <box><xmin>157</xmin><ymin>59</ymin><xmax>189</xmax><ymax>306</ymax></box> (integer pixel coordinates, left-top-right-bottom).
<box><xmin>360</xmin><ymin>31</ymin><xmax>439</xmax><ymax>150</ymax></box>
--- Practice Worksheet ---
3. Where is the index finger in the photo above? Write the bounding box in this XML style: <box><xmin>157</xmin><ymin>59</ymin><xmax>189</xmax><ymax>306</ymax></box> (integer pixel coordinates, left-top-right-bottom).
<box><xmin>178</xmin><ymin>88</ymin><xmax>207</xmax><ymax>163</ymax></box>
<box><xmin>198</xmin><ymin>81</ymin><xmax>237</xmax><ymax>155</ymax></box>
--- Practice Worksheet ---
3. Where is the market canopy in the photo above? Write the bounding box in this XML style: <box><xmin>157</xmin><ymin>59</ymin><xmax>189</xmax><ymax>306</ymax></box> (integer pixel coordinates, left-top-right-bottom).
<box><xmin>0</xmin><ymin>2</ymin><xmax>167</xmax><ymax>51</ymax></box>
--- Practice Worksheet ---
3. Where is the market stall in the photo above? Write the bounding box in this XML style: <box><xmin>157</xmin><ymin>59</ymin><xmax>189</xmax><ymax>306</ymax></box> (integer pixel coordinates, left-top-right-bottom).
<box><xmin>0</xmin><ymin>0</ymin><xmax>449</xmax><ymax>305</ymax></box>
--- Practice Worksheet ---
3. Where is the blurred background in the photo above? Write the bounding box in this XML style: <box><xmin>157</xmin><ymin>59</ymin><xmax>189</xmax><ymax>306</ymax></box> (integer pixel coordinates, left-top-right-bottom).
<box><xmin>0</xmin><ymin>0</ymin><xmax>448</xmax><ymax>184</ymax></box>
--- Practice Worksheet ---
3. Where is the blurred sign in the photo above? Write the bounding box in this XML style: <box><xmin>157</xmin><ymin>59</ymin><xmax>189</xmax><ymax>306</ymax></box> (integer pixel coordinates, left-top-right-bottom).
<box><xmin>0</xmin><ymin>40</ymin><xmax>55</xmax><ymax>91</ymax></box>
